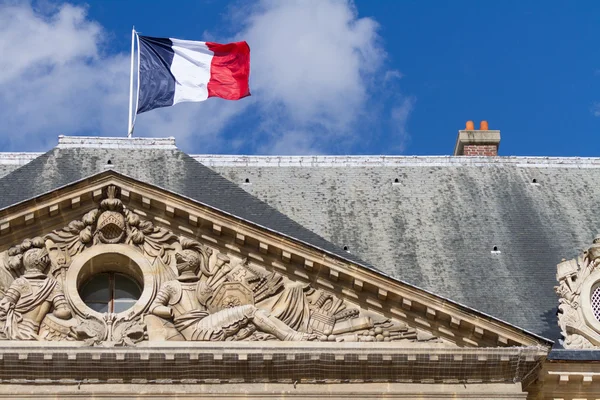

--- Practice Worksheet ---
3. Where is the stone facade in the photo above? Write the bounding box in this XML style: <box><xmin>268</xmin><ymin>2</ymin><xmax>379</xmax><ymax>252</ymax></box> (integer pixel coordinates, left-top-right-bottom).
<box><xmin>0</xmin><ymin>136</ymin><xmax>598</xmax><ymax>398</ymax></box>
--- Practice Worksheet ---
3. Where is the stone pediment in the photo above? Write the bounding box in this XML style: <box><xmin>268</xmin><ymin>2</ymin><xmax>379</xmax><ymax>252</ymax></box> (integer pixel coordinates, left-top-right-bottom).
<box><xmin>0</xmin><ymin>170</ymin><xmax>547</xmax><ymax>349</ymax></box>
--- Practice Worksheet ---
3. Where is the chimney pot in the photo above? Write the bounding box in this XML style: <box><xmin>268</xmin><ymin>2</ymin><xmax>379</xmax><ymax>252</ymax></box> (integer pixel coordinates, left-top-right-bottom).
<box><xmin>480</xmin><ymin>120</ymin><xmax>489</xmax><ymax>130</ymax></box>
<box><xmin>465</xmin><ymin>120</ymin><xmax>475</xmax><ymax>130</ymax></box>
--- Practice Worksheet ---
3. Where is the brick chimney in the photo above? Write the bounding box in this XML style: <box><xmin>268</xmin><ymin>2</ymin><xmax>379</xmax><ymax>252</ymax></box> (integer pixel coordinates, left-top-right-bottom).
<box><xmin>453</xmin><ymin>120</ymin><xmax>501</xmax><ymax>156</ymax></box>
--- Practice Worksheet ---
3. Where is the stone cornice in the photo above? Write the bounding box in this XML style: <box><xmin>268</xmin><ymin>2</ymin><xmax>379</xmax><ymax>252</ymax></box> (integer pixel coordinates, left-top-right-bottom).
<box><xmin>524</xmin><ymin>358</ymin><xmax>600</xmax><ymax>398</ymax></box>
<box><xmin>0</xmin><ymin>341</ymin><xmax>545</xmax><ymax>385</ymax></box>
<box><xmin>0</xmin><ymin>382</ymin><xmax>528</xmax><ymax>398</ymax></box>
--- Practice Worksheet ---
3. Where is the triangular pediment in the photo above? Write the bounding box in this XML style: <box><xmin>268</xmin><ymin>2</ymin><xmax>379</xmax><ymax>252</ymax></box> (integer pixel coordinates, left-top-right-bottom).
<box><xmin>0</xmin><ymin>171</ymin><xmax>549</xmax><ymax>348</ymax></box>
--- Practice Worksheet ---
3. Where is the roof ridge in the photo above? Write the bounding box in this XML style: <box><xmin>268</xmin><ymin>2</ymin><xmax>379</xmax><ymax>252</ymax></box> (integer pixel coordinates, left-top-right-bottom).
<box><xmin>56</xmin><ymin>135</ymin><xmax>177</xmax><ymax>149</ymax></box>
<box><xmin>4</xmin><ymin>151</ymin><xmax>600</xmax><ymax>169</ymax></box>
<box><xmin>192</xmin><ymin>154</ymin><xmax>600</xmax><ymax>167</ymax></box>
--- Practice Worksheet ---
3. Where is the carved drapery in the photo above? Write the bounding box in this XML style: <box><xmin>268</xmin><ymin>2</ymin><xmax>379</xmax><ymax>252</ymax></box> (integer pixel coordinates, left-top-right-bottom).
<box><xmin>0</xmin><ymin>185</ymin><xmax>438</xmax><ymax>346</ymax></box>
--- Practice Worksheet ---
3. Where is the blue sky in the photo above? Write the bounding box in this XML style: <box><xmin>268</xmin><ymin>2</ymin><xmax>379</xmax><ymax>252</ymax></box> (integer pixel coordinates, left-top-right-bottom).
<box><xmin>0</xmin><ymin>0</ymin><xmax>599</xmax><ymax>156</ymax></box>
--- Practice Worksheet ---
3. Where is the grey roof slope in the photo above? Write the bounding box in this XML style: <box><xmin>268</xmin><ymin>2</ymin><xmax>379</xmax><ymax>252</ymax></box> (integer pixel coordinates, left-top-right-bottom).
<box><xmin>0</xmin><ymin>144</ymin><xmax>371</xmax><ymax>271</ymax></box>
<box><xmin>0</xmin><ymin>165</ymin><xmax>18</xmax><ymax>178</ymax></box>
<box><xmin>0</xmin><ymin>152</ymin><xmax>41</xmax><ymax>178</ymax></box>
<box><xmin>4</xmin><ymin>143</ymin><xmax>594</xmax><ymax>342</ymax></box>
<box><xmin>197</xmin><ymin>155</ymin><xmax>600</xmax><ymax>341</ymax></box>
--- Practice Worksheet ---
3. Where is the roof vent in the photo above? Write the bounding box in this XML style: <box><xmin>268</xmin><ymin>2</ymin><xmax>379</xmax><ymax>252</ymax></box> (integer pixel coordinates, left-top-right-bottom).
<box><xmin>103</xmin><ymin>159</ymin><xmax>114</xmax><ymax>170</ymax></box>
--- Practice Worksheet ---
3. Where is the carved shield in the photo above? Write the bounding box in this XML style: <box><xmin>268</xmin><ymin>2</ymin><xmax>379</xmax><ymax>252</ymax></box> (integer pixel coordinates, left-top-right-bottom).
<box><xmin>208</xmin><ymin>282</ymin><xmax>255</xmax><ymax>313</ymax></box>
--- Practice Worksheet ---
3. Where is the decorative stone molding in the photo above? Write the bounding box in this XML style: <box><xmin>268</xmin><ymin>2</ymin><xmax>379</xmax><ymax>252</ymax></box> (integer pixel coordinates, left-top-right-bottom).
<box><xmin>0</xmin><ymin>185</ymin><xmax>441</xmax><ymax>346</ymax></box>
<box><xmin>65</xmin><ymin>244</ymin><xmax>156</xmax><ymax>321</ymax></box>
<box><xmin>524</xmin><ymin>356</ymin><xmax>600</xmax><ymax>399</ymax></box>
<box><xmin>556</xmin><ymin>235</ymin><xmax>600</xmax><ymax>348</ymax></box>
<box><xmin>0</xmin><ymin>173</ymin><xmax>550</xmax><ymax>349</ymax></box>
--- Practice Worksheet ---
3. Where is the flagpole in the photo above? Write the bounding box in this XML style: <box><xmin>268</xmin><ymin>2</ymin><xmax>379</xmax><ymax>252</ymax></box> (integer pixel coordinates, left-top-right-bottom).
<box><xmin>127</xmin><ymin>26</ymin><xmax>135</xmax><ymax>138</ymax></box>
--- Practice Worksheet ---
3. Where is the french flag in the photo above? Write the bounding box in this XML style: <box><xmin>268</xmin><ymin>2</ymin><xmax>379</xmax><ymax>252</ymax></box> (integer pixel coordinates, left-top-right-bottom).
<box><xmin>136</xmin><ymin>35</ymin><xmax>250</xmax><ymax>114</ymax></box>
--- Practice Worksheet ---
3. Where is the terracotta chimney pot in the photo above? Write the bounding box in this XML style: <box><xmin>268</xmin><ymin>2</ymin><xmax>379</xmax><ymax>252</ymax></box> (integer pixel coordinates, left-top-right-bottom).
<box><xmin>480</xmin><ymin>120</ymin><xmax>489</xmax><ymax>130</ymax></box>
<box><xmin>465</xmin><ymin>120</ymin><xmax>475</xmax><ymax>130</ymax></box>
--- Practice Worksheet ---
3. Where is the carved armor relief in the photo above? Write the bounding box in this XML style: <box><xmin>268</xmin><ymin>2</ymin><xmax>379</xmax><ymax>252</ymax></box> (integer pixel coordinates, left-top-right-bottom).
<box><xmin>0</xmin><ymin>185</ymin><xmax>439</xmax><ymax>346</ymax></box>
<box><xmin>556</xmin><ymin>234</ymin><xmax>600</xmax><ymax>348</ymax></box>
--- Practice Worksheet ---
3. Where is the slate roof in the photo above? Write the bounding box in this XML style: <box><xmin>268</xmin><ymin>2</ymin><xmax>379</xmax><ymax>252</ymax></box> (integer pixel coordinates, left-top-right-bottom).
<box><xmin>548</xmin><ymin>349</ymin><xmax>600</xmax><ymax>361</ymax></box>
<box><xmin>197</xmin><ymin>155</ymin><xmax>600</xmax><ymax>342</ymax></box>
<box><xmin>0</xmin><ymin>140</ymin><xmax>371</xmax><ymax>274</ymax></box>
<box><xmin>3</xmin><ymin>142</ymin><xmax>599</xmax><ymax>342</ymax></box>
<box><xmin>0</xmin><ymin>152</ymin><xmax>41</xmax><ymax>178</ymax></box>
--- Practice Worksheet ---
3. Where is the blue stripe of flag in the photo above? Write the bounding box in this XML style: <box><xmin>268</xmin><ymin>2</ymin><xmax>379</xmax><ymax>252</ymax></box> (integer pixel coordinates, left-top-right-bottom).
<box><xmin>137</xmin><ymin>36</ymin><xmax>176</xmax><ymax>114</ymax></box>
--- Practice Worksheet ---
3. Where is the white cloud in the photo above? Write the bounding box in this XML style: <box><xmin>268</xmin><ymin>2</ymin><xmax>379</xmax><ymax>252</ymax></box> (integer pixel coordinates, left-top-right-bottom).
<box><xmin>258</xmin><ymin>129</ymin><xmax>321</xmax><ymax>155</ymax></box>
<box><xmin>241</xmin><ymin>0</ymin><xmax>382</xmax><ymax>126</ymax></box>
<box><xmin>384</xmin><ymin>70</ymin><xmax>403</xmax><ymax>82</ymax></box>
<box><xmin>0</xmin><ymin>0</ymin><xmax>413</xmax><ymax>155</ymax></box>
<box><xmin>390</xmin><ymin>96</ymin><xmax>415</xmax><ymax>152</ymax></box>
<box><xmin>592</xmin><ymin>102</ymin><xmax>600</xmax><ymax>117</ymax></box>
<box><xmin>236</xmin><ymin>0</ymin><xmax>391</xmax><ymax>153</ymax></box>
<box><xmin>0</xmin><ymin>2</ymin><xmax>125</xmax><ymax>150</ymax></box>
<box><xmin>0</xmin><ymin>3</ymin><xmax>99</xmax><ymax>85</ymax></box>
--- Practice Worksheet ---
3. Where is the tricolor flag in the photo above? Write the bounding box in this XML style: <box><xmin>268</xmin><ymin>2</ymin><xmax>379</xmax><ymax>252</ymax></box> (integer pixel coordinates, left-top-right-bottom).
<box><xmin>136</xmin><ymin>35</ymin><xmax>250</xmax><ymax>114</ymax></box>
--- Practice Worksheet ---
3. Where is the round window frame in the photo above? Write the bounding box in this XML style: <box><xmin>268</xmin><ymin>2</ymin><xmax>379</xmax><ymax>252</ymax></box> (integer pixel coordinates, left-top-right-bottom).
<box><xmin>580</xmin><ymin>269</ymin><xmax>600</xmax><ymax>333</ymax></box>
<box><xmin>65</xmin><ymin>244</ymin><xmax>155</xmax><ymax>319</ymax></box>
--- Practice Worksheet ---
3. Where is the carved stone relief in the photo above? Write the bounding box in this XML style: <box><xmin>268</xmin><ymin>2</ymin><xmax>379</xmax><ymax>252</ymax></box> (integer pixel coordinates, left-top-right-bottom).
<box><xmin>556</xmin><ymin>234</ymin><xmax>600</xmax><ymax>348</ymax></box>
<box><xmin>0</xmin><ymin>240</ymin><xmax>72</xmax><ymax>340</ymax></box>
<box><xmin>0</xmin><ymin>185</ymin><xmax>438</xmax><ymax>346</ymax></box>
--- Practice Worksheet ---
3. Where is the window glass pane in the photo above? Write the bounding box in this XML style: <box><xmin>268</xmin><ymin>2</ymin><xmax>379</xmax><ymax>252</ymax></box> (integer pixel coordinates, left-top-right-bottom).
<box><xmin>113</xmin><ymin>299</ymin><xmax>137</xmax><ymax>313</ymax></box>
<box><xmin>81</xmin><ymin>272</ymin><xmax>141</xmax><ymax>314</ymax></box>
<box><xmin>114</xmin><ymin>274</ymin><xmax>141</xmax><ymax>300</ymax></box>
<box><xmin>80</xmin><ymin>274</ymin><xmax>110</xmax><ymax>302</ymax></box>
<box><xmin>88</xmin><ymin>302</ymin><xmax>109</xmax><ymax>313</ymax></box>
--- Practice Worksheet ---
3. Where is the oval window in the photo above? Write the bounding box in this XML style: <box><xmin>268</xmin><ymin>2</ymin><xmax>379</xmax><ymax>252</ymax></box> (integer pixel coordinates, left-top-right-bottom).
<box><xmin>592</xmin><ymin>283</ymin><xmax>600</xmax><ymax>323</ymax></box>
<box><xmin>80</xmin><ymin>272</ymin><xmax>142</xmax><ymax>313</ymax></box>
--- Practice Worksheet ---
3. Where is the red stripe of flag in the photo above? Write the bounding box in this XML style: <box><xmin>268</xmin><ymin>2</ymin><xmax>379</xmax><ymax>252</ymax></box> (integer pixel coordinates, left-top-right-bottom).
<box><xmin>206</xmin><ymin>41</ymin><xmax>251</xmax><ymax>100</ymax></box>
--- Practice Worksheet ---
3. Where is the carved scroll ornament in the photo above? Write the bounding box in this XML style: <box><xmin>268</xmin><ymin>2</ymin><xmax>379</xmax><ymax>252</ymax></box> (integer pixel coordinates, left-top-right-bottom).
<box><xmin>556</xmin><ymin>234</ymin><xmax>600</xmax><ymax>349</ymax></box>
<box><xmin>0</xmin><ymin>185</ymin><xmax>437</xmax><ymax>346</ymax></box>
